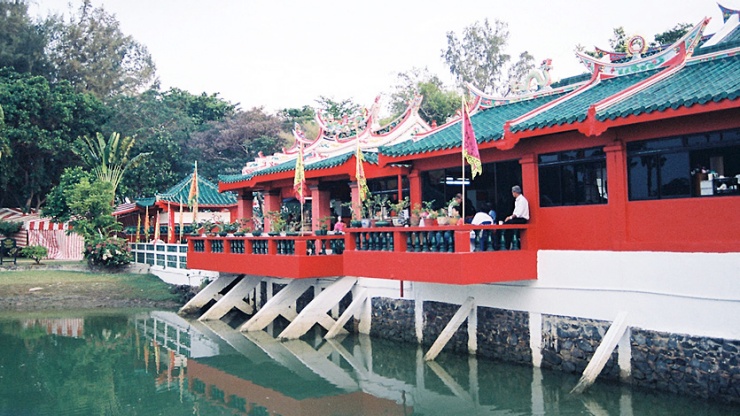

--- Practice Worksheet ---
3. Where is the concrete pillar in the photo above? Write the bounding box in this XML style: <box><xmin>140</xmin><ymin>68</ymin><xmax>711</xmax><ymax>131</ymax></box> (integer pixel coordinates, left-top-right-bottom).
<box><xmin>409</xmin><ymin>169</ymin><xmax>422</xmax><ymax>208</ymax></box>
<box><xmin>167</xmin><ymin>206</ymin><xmax>176</xmax><ymax>243</ymax></box>
<box><xmin>605</xmin><ymin>140</ymin><xmax>627</xmax><ymax>249</ymax></box>
<box><xmin>519</xmin><ymin>154</ymin><xmax>538</xmax><ymax>250</ymax></box>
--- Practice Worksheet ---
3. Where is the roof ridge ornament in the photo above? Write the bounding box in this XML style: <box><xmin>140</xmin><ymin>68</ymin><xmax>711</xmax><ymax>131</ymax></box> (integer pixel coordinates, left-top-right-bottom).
<box><xmin>509</xmin><ymin>59</ymin><xmax>554</xmax><ymax>95</ymax></box>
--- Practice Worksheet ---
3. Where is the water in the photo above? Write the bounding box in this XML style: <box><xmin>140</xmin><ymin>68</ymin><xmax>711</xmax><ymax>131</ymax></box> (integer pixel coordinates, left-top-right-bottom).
<box><xmin>0</xmin><ymin>311</ymin><xmax>737</xmax><ymax>416</ymax></box>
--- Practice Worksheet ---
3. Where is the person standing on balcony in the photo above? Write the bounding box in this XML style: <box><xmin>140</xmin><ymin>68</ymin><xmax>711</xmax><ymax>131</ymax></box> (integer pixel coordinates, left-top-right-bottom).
<box><xmin>500</xmin><ymin>185</ymin><xmax>529</xmax><ymax>249</ymax></box>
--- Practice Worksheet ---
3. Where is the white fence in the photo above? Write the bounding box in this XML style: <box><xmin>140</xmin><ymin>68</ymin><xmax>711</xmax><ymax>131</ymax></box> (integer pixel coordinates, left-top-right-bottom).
<box><xmin>130</xmin><ymin>243</ymin><xmax>188</xmax><ymax>269</ymax></box>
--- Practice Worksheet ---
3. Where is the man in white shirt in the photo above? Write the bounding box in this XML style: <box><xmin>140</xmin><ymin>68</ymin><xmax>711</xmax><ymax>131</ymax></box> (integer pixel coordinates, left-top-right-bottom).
<box><xmin>500</xmin><ymin>185</ymin><xmax>529</xmax><ymax>249</ymax></box>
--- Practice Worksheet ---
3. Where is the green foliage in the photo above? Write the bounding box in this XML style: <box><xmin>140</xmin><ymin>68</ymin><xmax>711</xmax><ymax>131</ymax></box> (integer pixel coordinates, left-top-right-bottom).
<box><xmin>0</xmin><ymin>0</ymin><xmax>51</xmax><ymax>77</ymax></box>
<box><xmin>315</xmin><ymin>96</ymin><xmax>361</xmax><ymax>119</ymax></box>
<box><xmin>652</xmin><ymin>23</ymin><xmax>691</xmax><ymax>47</ymax></box>
<box><xmin>20</xmin><ymin>245</ymin><xmax>47</xmax><ymax>264</ymax></box>
<box><xmin>74</xmin><ymin>131</ymin><xmax>151</xmax><ymax>195</ymax></box>
<box><xmin>0</xmin><ymin>69</ymin><xmax>105</xmax><ymax>210</ymax></box>
<box><xmin>388</xmin><ymin>67</ymin><xmax>461</xmax><ymax>126</ymax></box>
<box><xmin>442</xmin><ymin>18</ymin><xmax>511</xmax><ymax>93</ymax></box>
<box><xmin>42</xmin><ymin>166</ymin><xmax>94</xmax><ymax>222</ymax></box>
<box><xmin>189</xmin><ymin>107</ymin><xmax>285</xmax><ymax>180</ymax></box>
<box><xmin>83</xmin><ymin>236</ymin><xmax>131</xmax><ymax>269</ymax></box>
<box><xmin>66</xmin><ymin>178</ymin><xmax>120</xmax><ymax>242</ymax></box>
<box><xmin>0</xmin><ymin>220</ymin><xmax>22</xmax><ymax>236</ymax></box>
<box><xmin>45</xmin><ymin>0</ymin><xmax>156</xmax><ymax>97</ymax></box>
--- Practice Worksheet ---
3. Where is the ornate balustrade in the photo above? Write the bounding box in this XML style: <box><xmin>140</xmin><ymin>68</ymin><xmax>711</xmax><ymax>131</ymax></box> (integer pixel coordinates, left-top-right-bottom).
<box><xmin>186</xmin><ymin>225</ymin><xmax>537</xmax><ymax>284</ymax></box>
<box><xmin>187</xmin><ymin>235</ymin><xmax>345</xmax><ymax>279</ymax></box>
<box><xmin>343</xmin><ymin>224</ymin><xmax>536</xmax><ymax>284</ymax></box>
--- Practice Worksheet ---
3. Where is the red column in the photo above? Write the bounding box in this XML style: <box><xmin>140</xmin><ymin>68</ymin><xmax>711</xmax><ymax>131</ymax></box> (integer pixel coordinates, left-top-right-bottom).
<box><xmin>310</xmin><ymin>185</ymin><xmax>331</xmax><ymax>231</ymax></box>
<box><xmin>605</xmin><ymin>141</ymin><xmax>627</xmax><ymax>249</ymax></box>
<box><xmin>349</xmin><ymin>182</ymin><xmax>361</xmax><ymax>221</ymax></box>
<box><xmin>519</xmin><ymin>154</ymin><xmax>538</xmax><ymax>250</ymax></box>
<box><xmin>237</xmin><ymin>191</ymin><xmax>254</xmax><ymax>222</ymax></box>
<box><xmin>262</xmin><ymin>190</ymin><xmax>281</xmax><ymax>233</ymax></box>
<box><xmin>409</xmin><ymin>169</ymin><xmax>422</xmax><ymax>209</ymax></box>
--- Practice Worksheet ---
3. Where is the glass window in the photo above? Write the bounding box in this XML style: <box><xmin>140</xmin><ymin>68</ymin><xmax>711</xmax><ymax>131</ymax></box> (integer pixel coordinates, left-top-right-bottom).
<box><xmin>627</xmin><ymin>128</ymin><xmax>740</xmax><ymax>200</ymax></box>
<box><xmin>538</xmin><ymin>147</ymin><xmax>607</xmax><ymax>206</ymax></box>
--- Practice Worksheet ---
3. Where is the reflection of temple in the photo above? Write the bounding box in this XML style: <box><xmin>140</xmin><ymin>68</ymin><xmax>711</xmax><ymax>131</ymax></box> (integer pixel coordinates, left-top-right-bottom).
<box><xmin>22</xmin><ymin>318</ymin><xmax>84</xmax><ymax>338</ymax></box>
<box><xmin>131</xmin><ymin>311</ymin><xmax>646</xmax><ymax>415</ymax></box>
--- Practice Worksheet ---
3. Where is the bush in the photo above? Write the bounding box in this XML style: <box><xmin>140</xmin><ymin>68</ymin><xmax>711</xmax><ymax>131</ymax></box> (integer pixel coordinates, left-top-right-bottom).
<box><xmin>84</xmin><ymin>237</ymin><xmax>132</xmax><ymax>270</ymax></box>
<box><xmin>20</xmin><ymin>245</ymin><xmax>48</xmax><ymax>264</ymax></box>
<box><xmin>0</xmin><ymin>220</ymin><xmax>23</xmax><ymax>237</ymax></box>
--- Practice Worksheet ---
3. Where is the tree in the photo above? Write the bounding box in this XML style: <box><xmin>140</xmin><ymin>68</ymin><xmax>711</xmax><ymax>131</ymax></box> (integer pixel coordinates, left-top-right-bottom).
<box><xmin>315</xmin><ymin>96</ymin><xmax>361</xmax><ymax>119</ymax></box>
<box><xmin>0</xmin><ymin>69</ymin><xmax>106</xmax><ymax>210</ymax></box>
<box><xmin>66</xmin><ymin>177</ymin><xmax>120</xmax><ymax>241</ymax></box>
<box><xmin>0</xmin><ymin>0</ymin><xmax>51</xmax><ymax>77</ymax></box>
<box><xmin>387</xmin><ymin>67</ymin><xmax>461</xmax><ymax>126</ymax></box>
<box><xmin>652</xmin><ymin>23</ymin><xmax>691</xmax><ymax>47</ymax></box>
<box><xmin>189</xmin><ymin>107</ymin><xmax>285</xmax><ymax>180</ymax></box>
<box><xmin>45</xmin><ymin>0</ymin><xmax>157</xmax><ymax>98</ymax></box>
<box><xmin>74</xmin><ymin>131</ymin><xmax>151</xmax><ymax>197</ymax></box>
<box><xmin>42</xmin><ymin>166</ymin><xmax>94</xmax><ymax>222</ymax></box>
<box><xmin>442</xmin><ymin>19</ymin><xmax>511</xmax><ymax>94</ymax></box>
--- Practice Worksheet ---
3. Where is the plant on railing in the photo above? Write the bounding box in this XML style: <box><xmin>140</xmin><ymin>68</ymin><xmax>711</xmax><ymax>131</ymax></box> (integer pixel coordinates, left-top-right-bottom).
<box><xmin>315</xmin><ymin>215</ymin><xmax>333</xmax><ymax>235</ymax></box>
<box><xmin>389</xmin><ymin>196</ymin><xmax>409</xmax><ymax>217</ymax></box>
<box><xmin>84</xmin><ymin>237</ymin><xmax>132</xmax><ymax>270</ymax></box>
<box><xmin>266</xmin><ymin>210</ymin><xmax>286</xmax><ymax>235</ymax></box>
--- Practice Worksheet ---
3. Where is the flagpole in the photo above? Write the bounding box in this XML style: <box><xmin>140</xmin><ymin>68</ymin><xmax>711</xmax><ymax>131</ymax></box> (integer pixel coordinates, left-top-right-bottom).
<box><xmin>461</xmin><ymin>95</ymin><xmax>466</xmax><ymax>220</ymax></box>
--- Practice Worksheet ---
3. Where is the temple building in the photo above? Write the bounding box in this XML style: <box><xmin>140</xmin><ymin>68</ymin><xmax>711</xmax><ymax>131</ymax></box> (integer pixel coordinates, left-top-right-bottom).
<box><xmin>178</xmin><ymin>5</ymin><xmax>740</xmax><ymax>403</ymax></box>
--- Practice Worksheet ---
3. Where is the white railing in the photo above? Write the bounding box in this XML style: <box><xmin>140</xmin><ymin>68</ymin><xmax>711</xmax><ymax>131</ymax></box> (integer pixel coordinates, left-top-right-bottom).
<box><xmin>130</xmin><ymin>242</ymin><xmax>188</xmax><ymax>269</ymax></box>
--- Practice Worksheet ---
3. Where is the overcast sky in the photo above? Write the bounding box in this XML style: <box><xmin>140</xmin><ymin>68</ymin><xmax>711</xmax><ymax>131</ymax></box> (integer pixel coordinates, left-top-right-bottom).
<box><xmin>30</xmin><ymin>0</ymin><xmax>736</xmax><ymax>113</ymax></box>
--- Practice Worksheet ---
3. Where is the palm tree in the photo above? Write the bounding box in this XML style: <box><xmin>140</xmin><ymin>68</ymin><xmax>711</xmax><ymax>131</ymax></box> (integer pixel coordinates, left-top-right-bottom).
<box><xmin>74</xmin><ymin>132</ymin><xmax>151</xmax><ymax>195</ymax></box>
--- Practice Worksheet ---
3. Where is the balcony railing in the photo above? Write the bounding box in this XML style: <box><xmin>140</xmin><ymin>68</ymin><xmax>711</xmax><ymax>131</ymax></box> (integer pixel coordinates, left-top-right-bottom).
<box><xmin>185</xmin><ymin>224</ymin><xmax>537</xmax><ymax>284</ymax></box>
<box><xmin>342</xmin><ymin>224</ymin><xmax>537</xmax><ymax>284</ymax></box>
<box><xmin>187</xmin><ymin>235</ymin><xmax>345</xmax><ymax>279</ymax></box>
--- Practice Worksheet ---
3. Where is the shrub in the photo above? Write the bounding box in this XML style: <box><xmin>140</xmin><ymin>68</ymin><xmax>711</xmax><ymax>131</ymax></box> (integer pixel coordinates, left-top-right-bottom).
<box><xmin>84</xmin><ymin>237</ymin><xmax>132</xmax><ymax>270</ymax></box>
<box><xmin>0</xmin><ymin>220</ymin><xmax>23</xmax><ymax>237</ymax></box>
<box><xmin>20</xmin><ymin>245</ymin><xmax>48</xmax><ymax>264</ymax></box>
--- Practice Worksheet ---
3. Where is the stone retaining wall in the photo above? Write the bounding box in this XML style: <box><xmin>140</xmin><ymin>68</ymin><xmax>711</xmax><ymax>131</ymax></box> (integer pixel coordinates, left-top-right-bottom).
<box><xmin>541</xmin><ymin>315</ymin><xmax>620</xmax><ymax>380</ymax></box>
<box><xmin>477</xmin><ymin>306</ymin><xmax>530</xmax><ymax>364</ymax></box>
<box><xmin>631</xmin><ymin>328</ymin><xmax>740</xmax><ymax>403</ymax></box>
<box><xmin>370</xmin><ymin>298</ymin><xmax>415</xmax><ymax>344</ymax></box>
<box><xmin>422</xmin><ymin>301</ymin><xmax>468</xmax><ymax>354</ymax></box>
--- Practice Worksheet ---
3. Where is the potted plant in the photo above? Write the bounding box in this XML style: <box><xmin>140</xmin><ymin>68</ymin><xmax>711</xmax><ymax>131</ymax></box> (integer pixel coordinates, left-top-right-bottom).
<box><xmin>410</xmin><ymin>202</ymin><xmax>423</xmax><ymax>226</ymax></box>
<box><xmin>315</xmin><ymin>216</ymin><xmax>332</xmax><ymax>236</ymax></box>
<box><xmin>266</xmin><ymin>210</ymin><xmax>286</xmax><ymax>236</ymax></box>
<box><xmin>436</xmin><ymin>208</ymin><xmax>450</xmax><ymax>226</ymax></box>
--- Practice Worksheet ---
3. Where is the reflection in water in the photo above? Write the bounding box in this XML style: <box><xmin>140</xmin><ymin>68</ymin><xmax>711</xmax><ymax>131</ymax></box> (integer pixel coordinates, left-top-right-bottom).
<box><xmin>0</xmin><ymin>311</ymin><xmax>737</xmax><ymax>415</ymax></box>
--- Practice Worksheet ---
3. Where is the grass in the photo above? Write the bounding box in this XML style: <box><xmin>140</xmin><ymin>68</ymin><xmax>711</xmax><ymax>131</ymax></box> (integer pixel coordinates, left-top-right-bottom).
<box><xmin>0</xmin><ymin>269</ymin><xmax>179</xmax><ymax>303</ymax></box>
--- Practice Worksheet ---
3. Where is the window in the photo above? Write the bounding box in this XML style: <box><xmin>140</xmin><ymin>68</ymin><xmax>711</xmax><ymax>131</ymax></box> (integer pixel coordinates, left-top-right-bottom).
<box><xmin>627</xmin><ymin>128</ymin><xmax>740</xmax><ymax>200</ymax></box>
<box><xmin>538</xmin><ymin>147</ymin><xmax>607</xmax><ymax>206</ymax></box>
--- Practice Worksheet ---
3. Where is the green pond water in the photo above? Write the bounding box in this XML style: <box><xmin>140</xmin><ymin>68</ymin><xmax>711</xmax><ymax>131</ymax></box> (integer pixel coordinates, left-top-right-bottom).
<box><xmin>0</xmin><ymin>310</ymin><xmax>737</xmax><ymax>416</ymax></box>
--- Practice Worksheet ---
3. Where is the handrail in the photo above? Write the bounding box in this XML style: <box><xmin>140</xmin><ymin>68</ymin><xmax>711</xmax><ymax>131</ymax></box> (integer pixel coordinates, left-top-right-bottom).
<box><xmin>188</xmin><ymin>234</ymin><xmax>345</xmax><ymax>256</ymax></box>
<box><xmin>344</xmin><ymin>224</ymin><xmax>529</xmax><ymax>252</ymax></box>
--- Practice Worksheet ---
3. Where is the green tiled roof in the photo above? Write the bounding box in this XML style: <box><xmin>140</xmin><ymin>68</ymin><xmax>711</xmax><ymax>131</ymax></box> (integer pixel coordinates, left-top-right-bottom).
<box><xmin>219</xmin><ymin>151</ymin><xmax>379</xmax><ymax>184</ymax></box>
<box><xmin>512</xmin><ymin>69</ymin><xmax>661</xmax><ymax>132</ymax></box>
<box><xmin>158</xmin><ymin>173</ymin><xmax>236</xmax><ymax>206</ymax></box>
<box><xmin>135</xmin><ymin>197</ymin><xmax>156</xmax><ymax>207</ymax></box>
<box><xmin>380</xmin><ymin>93</ymin><xmax>565</xmax><ymax>158</ymax></box>
<box><xmin>600</xmin><ymin>54</ymin><xmax>740</xmax><ymax>120</ymax></box>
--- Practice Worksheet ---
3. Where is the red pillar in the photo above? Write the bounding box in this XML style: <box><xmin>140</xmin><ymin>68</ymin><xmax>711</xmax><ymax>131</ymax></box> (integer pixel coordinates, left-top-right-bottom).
<box><xmin>262</xmin><ymin>190</ymin><xmax>281</xmax><ymax>233</ymax></box>
<box><xmin>605</xmin><ymin>140</ymin><xmax>627</xmax><ymax>249</ymax></box>
<box><xmin>310</xmin><ymin>185</ymin><xmax>331</xmax><ymax>231</ymax></box>
<box><xmin>519</xmin><ymin>154</ymin><xmax>538</xmax><ymax>250</ymax></box>
<box><xmin>409</xmin><ymin>169</ymin><xmax>422</xmax><ymax>209</ymax></box>
<box><xmin>349</xmin><ymin>182</ymin><xmax>361</xmax><ymax>221</ymax></box>
<box><xmin>237</xmin><ymin>191</ymin><xmax>254</xmax><ymax>222</ymax></box>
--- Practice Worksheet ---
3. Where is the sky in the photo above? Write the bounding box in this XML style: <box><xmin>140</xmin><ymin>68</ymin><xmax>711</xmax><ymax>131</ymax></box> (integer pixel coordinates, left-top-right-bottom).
<box><xmin>29</xmin><ymin>0</ymin><xmax>738</xmax><ymax>114</ymax></box>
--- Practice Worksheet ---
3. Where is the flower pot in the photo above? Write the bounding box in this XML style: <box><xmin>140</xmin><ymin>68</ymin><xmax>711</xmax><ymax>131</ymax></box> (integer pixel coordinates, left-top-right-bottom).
<box><xmin>409</xmin><ymin>215</ymin><xmax>421</xmax><ymax>227</ymax></box>
<box><xmin>437</xmin><ymin>216</ymin><xmax>450</xmax><ymax>226</ymax></box>
<box><xmin>350</xmin><ymin>220</ymin><xmax>363</xmax><ymax>228</ymax></box>
<box><xmin>361</xmin><ymin>219</ymin><xmax>372</xmax><ymax>228</ymax></box>
<box><xmin>375</xmin><ymin>220</ymin><xmax>391</xmax><ymax>227</ymax></box>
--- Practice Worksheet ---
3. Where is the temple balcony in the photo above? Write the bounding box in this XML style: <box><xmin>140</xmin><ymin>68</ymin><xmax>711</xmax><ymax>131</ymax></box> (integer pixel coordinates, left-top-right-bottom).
<box><xmin>185</xmin><ymin>225</ymin><xmax>537</xmax><ymax>284</ymax></box>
